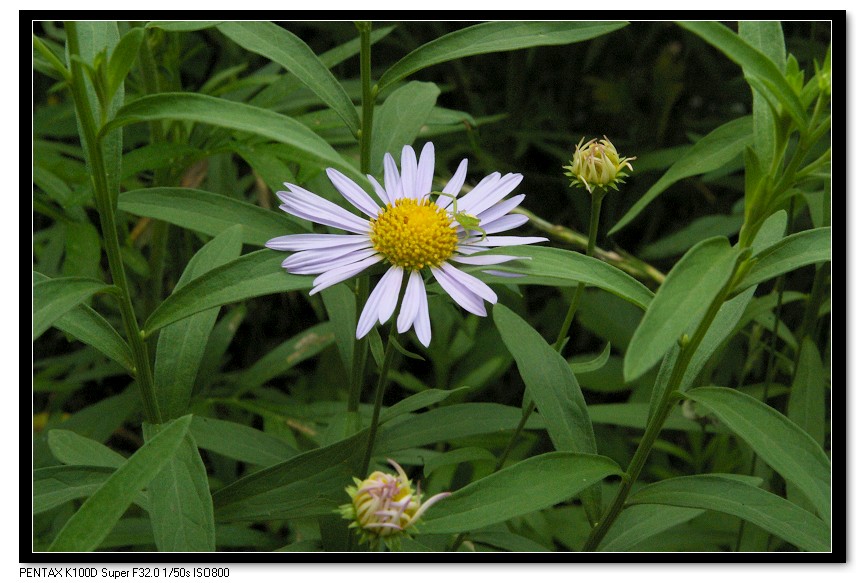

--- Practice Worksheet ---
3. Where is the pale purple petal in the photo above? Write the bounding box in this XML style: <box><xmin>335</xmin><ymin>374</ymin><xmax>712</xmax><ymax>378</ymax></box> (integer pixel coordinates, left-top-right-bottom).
<box><xmin>456</xmin><ymin>244</ymin><xmax>487</xmax><ymax>255</ymax></box>
<box><xmin>266</xmin><ymin>233</ymin><xmax>371</xmax><ymax>251</ymax></box>
<box><xmin>451</xmin><ymin>254</ymin><xmax>528</xmax><ymax>266</ymax></box>
<box><xmin>431</xmin><ymin>265</ymin><xmax>486</xmax><ymax>317</ymax></box>
<box><xmin>442</xmin><ymin>172</ymin><xmax>499</xmax><ymax>212</ymax></box>
<box><xmin>277</xmin><ymin>185</ymin><xmax>370</xmax><ymax>233</ymax></box>
<box><xmin>461</xmin><ymin>173</ymin><xmax>523</xmax><ymax>216</ymax></box>
<box><xmin>463</xmin><ymin>236</ymin><xmax>549</xmax><ymax>247</ymax></box>
<box><xmin>415</xmin><ymin>142</ymin><xmax>435</xmax><ymax>199</ymax></box>
<box><xmin>479</xmin><ymin>213</ymin><xmax>529</xmax><ymax>234</ymax></box>
<box><xmin>376</xmin><ymin>265</ymin><xmax>404</xmax><ymax>324</ymax></box>
<box><xmin>476</xmin><ymin>194</ymin><xmax>525</xmax><ymax>224</ymax></box>
<box><xmin>356</xmin><ymin>265</ymin><xmax>403</xmax><ymax>338</ymax></box>
<box><xmin>412</xmin><ymin>279</ymin><xmax>431</xmax><ymax>347</ymax></box>
<box><xmin>383</xmin><ymin>153</ymin><xmax>403</xmax><ymax>202</ymax></box>
<box><xmin>397</xmin><ymin>270</ymin><xmax>424</xmax><ymax>333</ymax></box>
<box><xmin>282</xmin><ymin>247</ymin><xmax>378</xmax><ymax>275</ymax></box>
<box><xmin>309</xmin><ymin>254</ymin><xmax>382</xmax><ymax>295</ymax></box>
<box><xmin>440</xmin><ymin>262</ymin><xmax>497</xmax><ymax>304</ymax></box>
<box><xmin>326</xmin><ymin>168</ymin><xmax>381</xmax><ymax>217</ymax></box>
<box><xmin>400</xmin><ymin>145</ymin><xmax>418</xmax><ymax>199</ymax></box>
<box><xmin>441</xmin><ymin>159</ymin><xmax>468</xmax><ymax>196</ymax></box>
<box><xmin>367</xmin><ymin>174</ymin><xmax>390</xmax><ymax>206</ymax></box>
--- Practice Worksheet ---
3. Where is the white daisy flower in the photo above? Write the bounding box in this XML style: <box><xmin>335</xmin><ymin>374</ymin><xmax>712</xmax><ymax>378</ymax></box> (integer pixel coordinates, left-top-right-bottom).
<box><xmin>266</xmin><ymin>142</ymin><xmax>547</xmax><ymax>347</ymax></box>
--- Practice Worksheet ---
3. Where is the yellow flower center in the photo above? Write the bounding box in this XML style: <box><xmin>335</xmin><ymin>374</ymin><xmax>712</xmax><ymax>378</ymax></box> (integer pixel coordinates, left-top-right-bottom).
<box><xmin>370</xmin><ymin>198</ymin><xmax>458</xmax><ymax>270</ymax></box>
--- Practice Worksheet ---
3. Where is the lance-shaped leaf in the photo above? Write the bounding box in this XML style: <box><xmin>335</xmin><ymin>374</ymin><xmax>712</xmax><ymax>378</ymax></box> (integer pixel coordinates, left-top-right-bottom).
<box><xmin>377</xmin><ymin>22</ymin><xmax>628</xmax><ymax>92</ymax></box>
<box><xmin>734</xmin><ymin>227</ymin><xmax>830</xmax><ymax>293</ymax></box>
<box><xmin>218</xmin><ymin>22</ymin><xmax>359</xmax><ymax>135</ymax></box>
<box><xmin>686</xmin><ymin>387</ymin><xmax>830</xmax><ymax>523</ymax></box>
<box><xmin>48</xmin><ymin>415</ymin><xmax>192</xmax><ymax>552</ymax></box>
<box><xmin>33</xmin><ymin>276</ymin><xmax>116</xmax><ymax>341</ymax></box>
<box><xmin>370</xmin><ymin>81</ymin><xmax>440</xmax><ymax>174</ymax></box>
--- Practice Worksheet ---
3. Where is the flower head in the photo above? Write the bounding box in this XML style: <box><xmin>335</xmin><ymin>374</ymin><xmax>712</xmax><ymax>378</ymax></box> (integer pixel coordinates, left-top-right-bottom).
<box><xmin>564</xmin><ymin>136</ymin><xmax>635</xmax><ymax>193</ymax></box>
<box><xmin>266</xmin><ymin>142</ymin><xmax>546</xmax><ymax>346</ymax></box>
<box><xmin>338</xmin><ymin>459</ymin><xmax>450</xmax><ymax>549</ymax></box>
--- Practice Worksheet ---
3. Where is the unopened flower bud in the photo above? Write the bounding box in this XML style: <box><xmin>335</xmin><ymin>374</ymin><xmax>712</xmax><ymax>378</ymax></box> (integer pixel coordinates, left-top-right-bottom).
<box><xmin>564</xmin><ymin>136</ymin><xmax>635</xmax><ymax>193</ymax></box>
<box><xmin>338</xmin><ymin>459</ymin><xmax>450</xmax><ymax>549</ymax></box>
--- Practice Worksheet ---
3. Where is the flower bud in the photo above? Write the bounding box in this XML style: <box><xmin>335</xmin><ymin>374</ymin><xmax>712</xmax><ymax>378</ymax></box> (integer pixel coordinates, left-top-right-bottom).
<box><xmin>564</xmin><ymin>136</ymin><xmax>635</xmax><ymax>193</ymax></box>
<box><xmin>338</xmin><ymin>459</ymin><xmax>450</xmax><ymax>549</ymax></box>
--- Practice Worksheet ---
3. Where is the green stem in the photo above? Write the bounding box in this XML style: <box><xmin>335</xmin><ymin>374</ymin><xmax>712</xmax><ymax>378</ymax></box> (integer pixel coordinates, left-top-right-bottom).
<box><xmin>347</xmin><ymin>22</ymin><xmax>375</xmax><ymax>417</ymax></box>
<box><xmin>582</xmin><ymin>259</ymin><xmax>744</xmax><ymax>551</ymax></box>
<box><xmin>66</xmin><ymin>22</ymin><xmax>163</xmax><ymax>425</ymax></box>
<box><xmin>360</xmin><ymin>320</ymin><xmax>399</xmax><ymax>475</ymax></box>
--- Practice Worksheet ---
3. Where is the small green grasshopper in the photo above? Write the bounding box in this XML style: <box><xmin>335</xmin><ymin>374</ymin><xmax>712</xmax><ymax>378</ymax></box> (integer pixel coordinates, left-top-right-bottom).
<box><xmin>430</xmin><ymin>191</ymin><xmax>487</xmax><ymax>240</ymax></box>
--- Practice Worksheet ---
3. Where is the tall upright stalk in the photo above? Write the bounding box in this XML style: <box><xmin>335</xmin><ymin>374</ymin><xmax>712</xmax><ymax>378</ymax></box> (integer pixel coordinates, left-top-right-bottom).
<box><xmin>65</xmin><ymin>23</ymin><xmax>163</xmax><ymax>424</ymax></box>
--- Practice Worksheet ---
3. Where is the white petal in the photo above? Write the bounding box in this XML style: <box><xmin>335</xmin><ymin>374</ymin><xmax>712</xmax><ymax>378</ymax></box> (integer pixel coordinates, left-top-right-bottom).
<box><xmin>277</xmin><ymin>185</ymin><xmax>370</xmax><ymax>233</ymax></box>
<box><xmin>327</xmin><ymin>168</ymin><xmax>382</xmax><ymax>218</ymax></box>
<box><xmin>266</xmin><ymin>233</ymin><xmax>371</xmax><ymax>251</ymax></box>
<box><xmin>397</xmin><ymin>270</ymin><xmax>424</xmax><ymax>333</ymax></box>
<box><xmin>356</xmin><ymin>265</ymin><xmax>402</xmax><ymax>338</ymax></box>
<box><xmin>400</xmin><ymin>145</ymin><xmax>418</xmax><ymax>199</ymax></box>
<box><xmin>479</xmin><ymin>213</ymin><xmax>529</xmax><ymax>234</ymax></box>
<box><xmin>476</xmin><ymin>194</ymin><xmax>525</xmax><ymax>224</ymax></box>
<box><xmin>440</xmin><ymin>262</ymin><xmax>497</xmax><ymax>304</ymax></box>
<box><xmin>451</xmin><ymin>254</ymin><xmax>528</xmax><ymax>266</ymax></box>
<box><xmin>415</xmin><ymin>142</ymin><xmax>435</xmax><ymax>199</ymax></box>
<box><xmin>442</xmin><ymin>172</ymin><xmax>499</xmax><ymax>212</ymax></box>
<box><xmin>463</xmin><ymin>236</ymin><xmax>548</xmax><ymax>247</ymax></box>
<box><xmin>377</xmin><ymin>265</ymin><xmax>404</xmax><ymax>324</ymax></box>
<box><xmin>461</xmin><ymin>173</ymin><xmax>523</xmax><ymax>216</ymax></box>
<box><xmin>431</xmin><ymin>265</ymin><xmax>486</xmax><ymax>317</ymax></box>
<box><xmin>383</xmin><ymin>153</ymin><xmax>403</xmax><ymax>202</ymax></box>
<box><xmin>310</xmin><ymin>254</ymin><xmax>382</xmax><ymax>295</ymax></box>
<box><xmin>456</xmin><ymin>244</ymin><xmax>487</xmax><ymax>255</ymax></box>
<box><xmin>367</xmin><ymin>174</ymin><xmax>390</xmax><ymax>206</ymax></box>
<box><xmin>441</xmin><ymin>159</ymin><xmax>468</xmax><ymax>197</ymax></box>
<box><xmin>412</xmin><ymin>279</ymin><xmax>431</xmax><ymax>347</ymax></box>
<box><xmin>283</xmin><ymin>247</ymin><xmax>379</xmax><ymax>275</ymax></box>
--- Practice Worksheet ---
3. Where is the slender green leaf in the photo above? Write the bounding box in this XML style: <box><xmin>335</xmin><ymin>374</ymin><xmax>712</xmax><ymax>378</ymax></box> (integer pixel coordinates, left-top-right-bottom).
<box><xmin>143</xmin><ymin>426</ymin><xmax>214</xmax><ymax>552</ymax></box>
<box><xmin>54</xmin><ymin>386</ymin><xmax>140</xmax><ymax>443</ymax></box>
<box><xmin>62</xmin><ymin>220</ymin><xmax>101</xmax><ymax>279</ymax></box>
<box><xmin>379</xmin><ymin>386</ymin><xmax>471</xmax><ymax>425</ymax></box>
<box><xmin>423</xmin><ymin>447</ymin><xmax>496</xmax><ymax>477</ymax></box>
<box><xmin>610</xmin><ymin>117</ymin><xmax>753</xmax><ymax>234</ymax></box>
<box><xmin>735</xmin><ymin>227</ymin><xmax>830</xmax><ymax>293</ymax></box>
<box><xmin>687</xmin><ymin>387</ymin><xmax>830</xmax><ymax>522</ymax></box>
<box><xmin>788</xmin><ymin>338</ymin><xmax>826</xmax><ymax>446</ymax></box>
<box><xmin>237</xmin><ymin>322</ymin><xmax>334</xmax><ymax>388</ymax></box>
<box><xmin>212</xmin><ymin>430</ymin><xmax>366</xmax><ymax>521</ymax></box>
<box><xmin>101</xmin><ymin>93</ymin><xmax>367</xmax><ymax>185</ymax></box>
<box><xmin>588</xmin><ymin>403</ymin><xmax>727</xmax><ymax>433</ymax></box>
<box><xmin>106</xmin><ymin>27</ymin><xmax>144</xmax><ymax>102</ymax></box>
<box><xmin>569</xmin><ymin>342</ymin><xmax>611</xmax><ymax>374</ymax></box>
<box><xmin>32</xmin><ymin>272</ymin><xmax>133</xmax><ymax>371</ymax></box>
<box><xmin>48</xmin><ymin>415</ymin><xmax>192</xmax><ymax>551</ymax></box>
<box><xmin>321</xmin><ymin>283</ymin><xmax>356</xmax><ymax>376</ymax></box>
<box><xmin>33</xmin><ymin>276</ymin><xmax>115</xmax><ymax>341</ymax></box>
<box><xmin>677</xmin><ymin>22</ymin><xmax>807</xmax><ymax>128</ymax></box>
<box><xmin>377</xmin><ymin>21</ymin><xmax>628</xmax><ymax>91</ymax></box>
<box><xmin>472</xmin><ymin>245</ymin><xmax>654</xmax><ymax>310</ymax></box>
<box><xmin>598</xmin><ymin>504</ymin><xmax>706</xmax><ymax>551</ymax></box>
<box><xmin>218</xmin><ymin>22</ymin><xmax>359</xmax><ymax>135</ymax></box>
<box><xmin>422</xmin><ymin>452</ymin><xmax>621</xmax><ymax>534</ymax></box>
<box><xmin>376</xmin><ymin>403</ymin><xmax>544</xmax><ymax>454</ymax></box>
<box><xmin>469</xmin><ymin>530</ymin><xmax>551</xmax><ymax>552</ymax></box>
<box><xmin>118</xmin><ymin>187</ymin><xmax>305</xmax><ymax>246</ymax></box>
<box><xmin>47</xmin><ymin>430</ymin><xmax>127</xmax><ymax>468</ymax></box>
<box><xmin>627</xmin><ymin>474</ymin><xmax>830</xmax><ymax>551</ymax></box>
<box><xmin>144</xmin><ymin>250</ymin><xmax>313</xmax><ymax>335</ymax></box>
<box><xmin>494</xmin><ymin>305</ymin><xmax>597</xmax><ymax>455</ymax></box>
<box><xmin>624</xmin><ymin>236</ymin><xmax>740</xmax><ymax>381</ymax></box>
<box><xmin>370</xmin><ymin>81</ymin><xmax>440</xmax><ymax>174</ymax></box>
<box><xmin>739</xmin><ymin>22</ymin><xmax>786</xmax><ymax>168</ymax></box>
<box><xmin>189</xmin><ymin>416</ymin><xmax>297</xmax><ymax>467</ymax></box>
<box><xmin>34</xmin><ymin>466</ymin><xmax>119</xmax><ymax>514</ymax></box>
<box><xmin>641</xmin><ymin>214</ymin><xmax>743</xmax><ymax>260</ymax></box>
<box><xmin>154</xmin><ymin>226</ymin><xmax>243</xmax><ymax>419</ymax></box>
